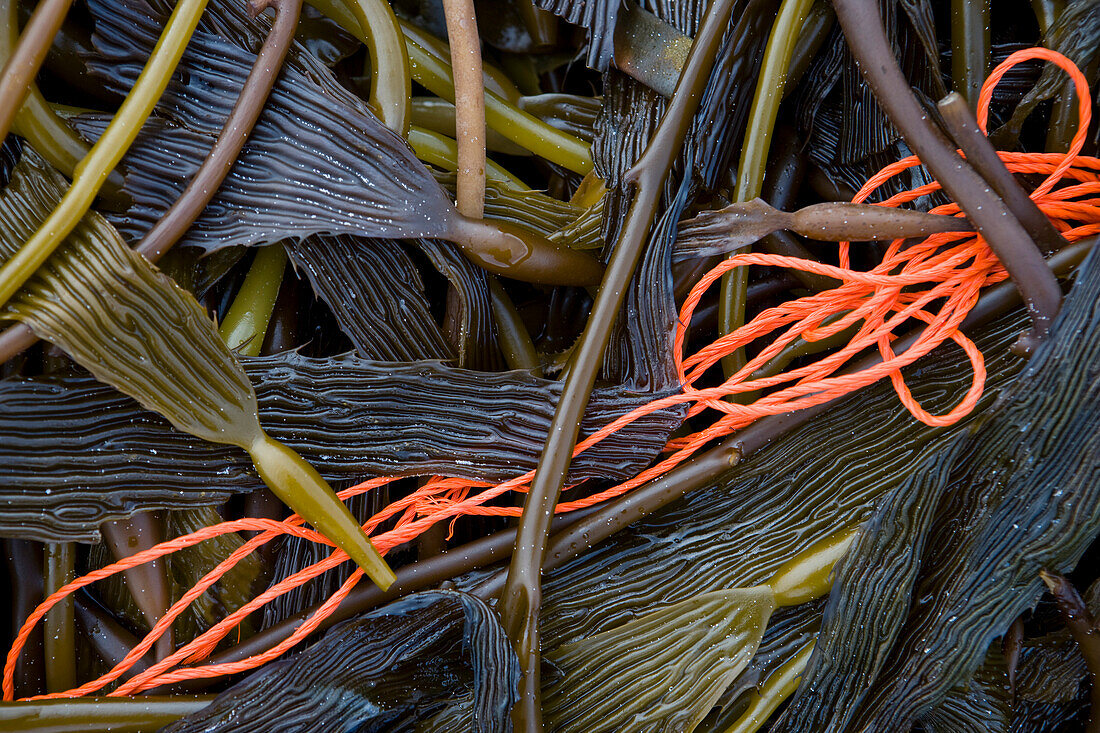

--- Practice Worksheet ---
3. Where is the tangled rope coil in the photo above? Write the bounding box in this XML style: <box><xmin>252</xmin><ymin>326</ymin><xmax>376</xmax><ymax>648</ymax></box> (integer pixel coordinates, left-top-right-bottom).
<box><xmin>6</xmin><ymin>47</ymin><xmax>1100</xmax><ymax>701</ymax></box>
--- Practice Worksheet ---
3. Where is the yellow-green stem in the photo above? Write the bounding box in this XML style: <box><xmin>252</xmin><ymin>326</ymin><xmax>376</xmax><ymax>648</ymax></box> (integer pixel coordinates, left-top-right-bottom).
<box><xmin>248</xmin><ymin>434</ymin><xmax>396</xmax><ymax>589</ymax></box>
<box><xmin>721</xmin><ymin>641</ymin><xmax>814</xmax><ymax>733</ymax></box>
<box><xmin>719</xmin><ymin>0</ymin><xmax>816</xmax><ymax>378</ymax></box>
<box><xmin>308</xmin><ymin>0</ymin><xmax>409</xmax><ymax>133</ymax></box>
<box><xmin>408</xmin><ymin>126</ymin><xmax>529</xmax><ymax>190</ymax></box>
<box><xmin>768</xmin><ymin>527</ymin><xmax>856</xmax><ymax>606</ymax></box>
<box><xmin>218</xmin><ymin>244</ymin><xmax>287</xmax><ymax>357</ymax></box>
<box><xmin>43</xmin><ymin>542</ymin><xmax>75</xmax><ymax>694</ymax></box>
<box><xmin>399</xmin><ymin>21</ymin><xmax>590</xmax><ymax>173</ymax></box>
<box><xmin>0</xmin><ymin>0</ymin><xmax>209</xmax><ymax>311</ymax></box>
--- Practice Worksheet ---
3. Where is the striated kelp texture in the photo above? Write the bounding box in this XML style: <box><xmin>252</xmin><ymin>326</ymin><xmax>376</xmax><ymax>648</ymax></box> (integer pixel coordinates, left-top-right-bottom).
<box><xmin>543</xmin><ymin>588</ymin><xmax>777</xmax><ymax>733</ymax></box>
<box><xmin>497</xmin><ymin>309</ymin><xmax>1029</xmax><ymax>650</ymax></box>
<box><xmin>774</xmin><ymin>248</ymin><xmax>1100</xmax><ymax>731</ymax></box>
<box><xmin>79</xmin><ymin>0</ymin><xmax>452</xmax><ymax>251</ymax></box>
<box><xmin>0</xmin><ymin>148</ymin><xmax>260</xmax><ymax>451</ymax></box>
<box><xmin>162</xmin><ymin>591</ymin><xmax>518</xmax><ymax>733</ymax></box>
<box><xmin>0</xmin><ymin>354</ymin><xmax>682</xmax><ymax>541</ymax></box>
<box><xmin>285</xmin><ymin>235</ymin><xmax>455</xmax><ymax>363</ymax></box>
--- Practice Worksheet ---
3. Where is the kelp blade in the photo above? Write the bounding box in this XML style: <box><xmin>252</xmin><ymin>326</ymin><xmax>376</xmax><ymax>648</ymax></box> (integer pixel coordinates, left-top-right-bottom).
<box><xmin>776</xmin><ymin>247</ymin><xmax>1100</xmax><ymax>729</ymax></box>
<box><xmin>162</xmin><ymin>591</ymin><xmax>518</xmax><ymax>732</ymax></box>
<box><xmin>0</xmin><ymin>147</ymin><xmax>393</xmax><ymax>587</ymax></box>
<box><xmin>543</xmin><ymin>587</ymin><xmax>776</xmax><ymax>732</ymax></box>
<box><xmin>0</xmin><ymin>354</ymin><xmax>682</xmax><ymax>541</ymax></box>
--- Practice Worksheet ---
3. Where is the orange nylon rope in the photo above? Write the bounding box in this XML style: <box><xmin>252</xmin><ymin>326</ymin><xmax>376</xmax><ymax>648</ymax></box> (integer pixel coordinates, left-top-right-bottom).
<box><xmin>6</xmin><ymin>47</ymin><xmax>1100</xmax><ymax>700</ymax></box>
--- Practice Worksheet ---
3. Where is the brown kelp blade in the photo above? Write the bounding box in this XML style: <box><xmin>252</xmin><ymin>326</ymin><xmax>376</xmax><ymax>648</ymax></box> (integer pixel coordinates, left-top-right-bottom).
<box><xmin>676</xmin><ymin>198</ymin><xmax>974</xmax><ymax>259</ymax></box>
<box><xmin>0</xmin><ymin>147</ymin><xmax>393</xmax><ymax>589</ymax></box>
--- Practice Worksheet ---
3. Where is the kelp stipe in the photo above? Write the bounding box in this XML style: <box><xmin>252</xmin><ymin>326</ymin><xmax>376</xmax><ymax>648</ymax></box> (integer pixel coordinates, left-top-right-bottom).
<box><xmin>0</xmin><ymin>150</ymin><xmax>393</xmax><ymax>590</ymax></box>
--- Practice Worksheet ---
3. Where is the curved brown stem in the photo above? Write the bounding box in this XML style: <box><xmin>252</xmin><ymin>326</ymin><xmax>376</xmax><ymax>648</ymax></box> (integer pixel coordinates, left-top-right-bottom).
<box><xmin>496</xmin><ymin>0</ymin><xmax>740</xmax><ymax>729</ymax></box>
<box><xmin>137</xmin><ymin>0</ymin><xmax>302</xmax><ymax>262</ymax></box>
<box><xmin>0</xmin><ymin>0</ymin><xmax>73</xmax><ymax>144</ymax></box>
<box><xmin>447</xmin><ymin>215</ymin><xmax>603</xmax><ymax>286</ymax></box>
<box><xmin>168</xmin><ymin>238</ymin><xmax>1095</xmax><ymax>696</ymax></box>
<box><xmin>0</xmin><ymin>0</ymin><xmax>303</xmax><ymax>366</ymax></box>
<box><xmin>937</xmin><ymin>92</ymin><xmax>1070</xmax><ymax>254</ymax></box>
<box><xmin>158</xmin><ymin>509</ymin><xmax>595</xmax><ymax>691</ymax></box>
<box><xmin>831</xmin><ymin>0</ymin><xmax>1063</xmax><ymax>343</ymax></box>
<box><xmin>74</xmin><ymin>592</ymin><xmax>153</xmax><ymax>678</ymax></box>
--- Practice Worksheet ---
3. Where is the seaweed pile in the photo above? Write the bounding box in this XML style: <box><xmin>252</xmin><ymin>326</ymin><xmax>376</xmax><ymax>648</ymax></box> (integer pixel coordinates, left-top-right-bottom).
<box><xmin>1</xmin><ymin>0</ymin><xmax>1100</xmax><ymax>730</ymax></box>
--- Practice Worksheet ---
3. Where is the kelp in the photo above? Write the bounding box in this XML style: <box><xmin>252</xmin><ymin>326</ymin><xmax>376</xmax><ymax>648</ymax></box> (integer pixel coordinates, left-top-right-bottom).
<box><xmin>453</xmin><ymin>306</ymin><xmax>1029</xmax><ymax>648</ymax></box>
<box><xmin>792</xmin><ymin>0</ymin><xmax>942</xmax><ymax>200</ymax></box>
<box><xmin>416</xmin><ymin>238</ymin><xmax>504</xmax><ymax>371</ymax></box>
<box><xmin>676</xmin><ymin>198</ymin><xmax>973</xmax><ymax>260</ymax></box>
<box><xmin>88</xmin><ymin>507</ymin><xmax>264</xmax><ymax>646</ymax></box>
<box><xmin>0</xmin><ymin>146</ymin><xmax>393</xmax><ymax>587</ymax></box>
<box><xmin>773</xmin><ymin>247</ymin><xmax>1100</xmax><ymax>730</ymax></box>
<box><xmin>285</xmin><ymin>236</ymin><xmax>455</xmax><ymax>362</ymax></box>
<box><xmin>77</xmin><ymin>0</ymin><xmax>601</xmax><ymax>287</ymax></box>
<box><xmin>0</xmin><ymin>352</ymin><xmax>683</xmax><ymax>541</ymax></box>
<box><xmin>543</xmin><ymin>588</ymin><xmax>777</xmax><ymax>732</ymax></box>
<box><xmin>995</xmin><ymin>0</ymin><xmax>1100</xmax><ymax>147</ymax></box>
<box><xmin>919</xmin><ymin>652</ymin><xmax>1012</xmax><ymax>733</ymax></box>
<box><xmin>161</xmin><ymin>591</ymin><xmax>518</xmax><ymax>733</ymax></box>
<box><xmin>535</xmin><ymin>0</ymin><xmax>619</xmax><ymax>70</ymax></box>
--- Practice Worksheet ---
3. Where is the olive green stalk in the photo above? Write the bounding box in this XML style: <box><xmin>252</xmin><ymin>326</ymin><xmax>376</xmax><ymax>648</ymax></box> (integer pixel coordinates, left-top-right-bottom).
<box><xmin>721</xmin><ymin>642</ymin><xmax>815</xmax><ymax>733</ymax></box>
<box><xmin>0</xmin><ymin>0</ymin><xmax>73</xmax><ymax>150</ymax></box>
<box><xmin>408</xmin><ymin>127</ymin><xmax>529</xmax><ymax>189</ymax></box>
<box><xmin>0</xmin><ymin>150</ymin><xmax>396</xmax><ymax>592</ymax></box>
<box><xmin>42</xmin><ymin>543</ymin><xmax>74</xmax><ymax>694</ymax></box>
<box><xmin>720</xmin><ymin>0</ymin><xmax>817</xmax><ymax>378</ymax></box>
<box><xmin>0</xmin><ymin>696</ymin><xmax>213</xmax><ymax>733</ymax></box>
<box><xmin>489</xmin><ymin>277</ymin><xmax>540</xmax><ymax>371</ymax></box>
<box><xmin>315</xmin><ymin>0</ymin><xmax>409</xmax><ymax>133</ymax></box>
<box><xmin>950</xmin><ymin>0</ymin><xmax>990</xmax><ymax>107</ymax></box>
<box><xmin>1031</xmin><ymin>0</ymin><xmax>1064</xmax><ymax>33</ymax></box>
<box><xmin>308</xmin><ymin>0</ymin><xmax>589</xmax><ymax>169</ymax></box>
<box><xmin>0</xmin><ymin>0</ymin><xmax>210</xmax><ymax>312</ymax></box>
<box><xmin>0</xmin><ymin>0</ymin><xmax>105</xmax><ymax>184</ymax></box>
<box><xmin>411</xmin><ymin>97</ymin><xmax>530</xmax><ymax>156</ymax></box>
<box><xmin>219</xmin><ymin>245</ymin><xmax>287</xmax><ymax>357</ymax></box>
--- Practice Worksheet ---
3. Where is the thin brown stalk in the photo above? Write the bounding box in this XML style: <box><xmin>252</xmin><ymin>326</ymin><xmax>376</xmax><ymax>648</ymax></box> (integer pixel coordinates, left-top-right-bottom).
<box><xmin>497</xmin><ymin>0</ymin><xmax>740</xmax><ymax>728</ymax></box>
<box><xmin>938</xmin><ymin>93</ymin><xmax>1070</xmax><ymax>254</ymax></box>
<box><xmin>0</xmin><ymin>0</ymin><xmax>73</xmax><ymax>144</ymax></box>
<box><xmin>832</xmin><ymin>0</ymin><xmax>1063</xmax><ymax>344</ymax></box>
<box><xmin>440</xmin><ymin>0</ymin><xmax>486</xmax><ymax>219</ymax></box>
<box><xmin>177</xmin><ymin>238</ymin><xmax>1095</xmax><ymax>695</ymax></box>
<box><xmin>1041</xmin><ymin>571</ymin><xmax>1100</xmax><ymax>733</ymax></box>
<box><xmin>101</xmin><ymin>513</ymin><xmax>174</xmax><ymax>661</ymax></box>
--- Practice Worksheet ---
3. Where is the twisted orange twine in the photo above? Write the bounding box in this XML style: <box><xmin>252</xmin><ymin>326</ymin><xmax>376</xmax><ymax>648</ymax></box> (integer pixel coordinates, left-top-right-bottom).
<box><xmin>6</xmin><ymin>47</ymin><xmax>1100</xmax><ymax>700</ymax></box>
